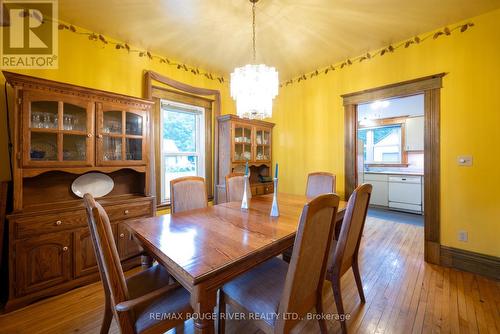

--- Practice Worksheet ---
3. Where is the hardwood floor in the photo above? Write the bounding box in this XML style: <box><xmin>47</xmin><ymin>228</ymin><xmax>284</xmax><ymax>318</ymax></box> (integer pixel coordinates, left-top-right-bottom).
<box><xmin>0</xmin><ymin>213</ymin><xmax>498</xmax><ymax>334</ymax></box>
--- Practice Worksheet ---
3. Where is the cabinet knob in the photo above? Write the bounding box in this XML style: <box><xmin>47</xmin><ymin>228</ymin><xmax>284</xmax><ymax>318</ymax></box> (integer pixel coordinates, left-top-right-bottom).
<box><xmin>87</xmin><ymin>133</ymin><xmax>92</xmax><ymax>138</ymax></box>
<box><xmin>55</xmin><ymin>220</ymin><xmax>62</xmax><ymax>226</ymax></box>
<box><xmin>63</xmin><ymin>246</ymin><xmax>68</xmax><ymax>252</ymax></box>
<box><xmin>120</xmin><ymin>233</ymin><xmax>125</xmax><ymax>238</ymax></box>
<box><xmin>124</xmin><ymin>210</ymin><xmax>129</xmax><ymax>215</ymax></box>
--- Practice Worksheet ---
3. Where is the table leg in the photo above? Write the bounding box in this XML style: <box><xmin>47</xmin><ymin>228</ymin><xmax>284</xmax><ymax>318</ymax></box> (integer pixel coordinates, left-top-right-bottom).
<box><xmin>191</xmin><ymin>285</ymin><xmax>217</xmax><ymax>334</ymax></box>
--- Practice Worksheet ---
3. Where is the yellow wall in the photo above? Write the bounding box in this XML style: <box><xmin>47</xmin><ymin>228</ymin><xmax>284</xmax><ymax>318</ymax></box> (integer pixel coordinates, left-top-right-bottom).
<box><xmin>1</xmin><ymin>10</ymin><xmax>498</xmax><ymax>257</ymax></box>
<box><xmin>0</xmin><ymin>27</ymin><xmax>234</xmax><ymax>181</ymax></box>
<box><xmin>271</xmin><ymin>9</ymin><xmax>500</xmax><ymax>257</ymax></box>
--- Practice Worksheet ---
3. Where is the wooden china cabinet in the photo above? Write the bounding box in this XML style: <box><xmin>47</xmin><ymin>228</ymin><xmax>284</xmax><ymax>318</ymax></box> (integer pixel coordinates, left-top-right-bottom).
<box><xmin>216</xmin><ymin>114</ymin><xmax>275</xmax><ymax>203</ymax></box>
<box><xmin>3</xmin><ymin>71</ymin><xmax>154</xmax><ymax>312</ymax></box>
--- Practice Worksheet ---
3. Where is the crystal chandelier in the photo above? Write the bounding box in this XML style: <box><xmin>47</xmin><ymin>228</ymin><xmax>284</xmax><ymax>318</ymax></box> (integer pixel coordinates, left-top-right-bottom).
<box><xmin>230</xmin><ymin>0</ymin><xmax>278</xmax><ymax>120</ymax></box>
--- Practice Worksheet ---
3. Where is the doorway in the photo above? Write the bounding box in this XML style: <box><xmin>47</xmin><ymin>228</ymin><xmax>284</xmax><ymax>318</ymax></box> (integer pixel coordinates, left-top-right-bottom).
<box><xmin>342</xmin><ymin>74</ymin><xmax>444</xmax><ymax>264</ymax></box>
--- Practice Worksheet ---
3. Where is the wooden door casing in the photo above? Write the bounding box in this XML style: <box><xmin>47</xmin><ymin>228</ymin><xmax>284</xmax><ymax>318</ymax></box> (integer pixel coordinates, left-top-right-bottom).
<box><xmin>15</xmin><ymin>232</ymin><xmax>72</xmax><ymax>296</ymax></box>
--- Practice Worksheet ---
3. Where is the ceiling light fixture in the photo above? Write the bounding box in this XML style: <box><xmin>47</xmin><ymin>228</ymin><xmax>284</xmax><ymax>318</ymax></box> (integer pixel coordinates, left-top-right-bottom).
<box><xmin>230</xmin><ymin>0</ymin><xmax>278</xmax><ymax>120</ymax></box>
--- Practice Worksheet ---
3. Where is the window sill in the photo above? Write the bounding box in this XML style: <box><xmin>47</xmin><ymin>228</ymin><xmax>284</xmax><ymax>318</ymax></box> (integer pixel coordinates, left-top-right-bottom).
<box><xmin>365</xmin><ymin>163</ymin><xmax>410</xmax><ymax>167</ymax></box>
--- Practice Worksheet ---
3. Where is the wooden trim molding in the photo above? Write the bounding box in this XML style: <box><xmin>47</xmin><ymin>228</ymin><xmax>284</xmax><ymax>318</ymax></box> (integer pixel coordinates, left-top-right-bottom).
<box><xmin>341</xmin><ymin>73</ymin><xmax>445</xmax><ymax>105</ymax></box>
<box><xmin>344</xmin><ymin>104</ymin><xmax>357</xmax><ymax>198</ymax></box>
<box><xmin>423</xmin><ymin>88</ymin><xmax>441</xmax><ymax>264</ymax></box>
<box><xmin>144</xmin><ymin>71</ymin><xmax>221</xmax><ymax>206</ymax></box>
<box><xmin>343</xmin><ymin>74</ymin><xmax>444</xmax><ymax>265</ymax></box>
<box><xmin>3</xmin><ymin>71</ymin><xmax>153</xmax><ymax>108</ymax></box>
<box><xmin>440</xmin><ymin>246</ymin><xmax>500</xmax><ymax>280</ymax></box>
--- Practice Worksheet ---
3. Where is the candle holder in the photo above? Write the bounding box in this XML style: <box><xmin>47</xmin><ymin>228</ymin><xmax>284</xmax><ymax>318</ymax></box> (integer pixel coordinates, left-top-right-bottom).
<box><xmin>241</xmin><ymin>175</ymin><xmax>249</xmax><ymax>210</ymax></box>
<box><xmin>270</xmin><ymin>177</ymin><xmax>279</xmax><ymax>217</ymax></box>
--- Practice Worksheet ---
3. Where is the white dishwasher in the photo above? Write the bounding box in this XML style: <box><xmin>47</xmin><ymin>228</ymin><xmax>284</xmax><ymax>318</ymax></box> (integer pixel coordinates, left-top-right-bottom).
<box><xmin>388</xmin><ymin>176</ymin><xmax>422</xmax><ymax>213</ymax></box>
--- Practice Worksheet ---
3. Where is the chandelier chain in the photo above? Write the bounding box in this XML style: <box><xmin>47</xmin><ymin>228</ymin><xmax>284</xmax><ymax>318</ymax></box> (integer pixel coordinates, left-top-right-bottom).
<box><xmin>252</xmin><ymin>1</ymin><xmax>256</xmax><ymax>62</ymax></box>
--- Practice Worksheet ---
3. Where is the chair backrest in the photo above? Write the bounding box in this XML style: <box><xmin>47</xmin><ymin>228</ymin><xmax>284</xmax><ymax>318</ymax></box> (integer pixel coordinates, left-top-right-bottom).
<box><xmin>277</xmin><ymin>193</ymin><xmax>339</xmax><ymax>333</ymax></box>
<box><xmin>170</xmin><ymin>176</ymin><xmax>208</xmax><ymax>213</ymax></box>
<box><xmin>225</xmin><ymin>173</ymin><xmax>252</xmax><ymax>202</ymax></box>
<box><xmin>306</xmin><ymin>172</ymin><xmax>336</xmax><ymax>198</ymax></box>
<box><xmin>329</xmin><ymin>184</ymin><xmax>372</xmax><ymax>277</ymax></box>
<box><xmin>83</xmin><ymin>194</ymin><xmax>135</xmax><ymax>330</ymax></box>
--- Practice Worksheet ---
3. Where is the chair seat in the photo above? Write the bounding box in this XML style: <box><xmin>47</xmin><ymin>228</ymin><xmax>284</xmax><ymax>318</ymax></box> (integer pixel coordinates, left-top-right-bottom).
<box><xmin>134</xmin><ymin>287</ymin><xmax>191</xmax><ymax>333</ymax></box>
<box><xmin>127</xmin><ymin>264</ymin><xmax>172</xmax><ymax>299</ymax></box>
<box><xmin>221</xmin><ymin>257</ymin><xmax>289</xmax><ymax>326</ymax></box>
<box><xmin>127</xmin><ymin>265</ymin><xmax>192</xmax><ymax>333</ymax></box>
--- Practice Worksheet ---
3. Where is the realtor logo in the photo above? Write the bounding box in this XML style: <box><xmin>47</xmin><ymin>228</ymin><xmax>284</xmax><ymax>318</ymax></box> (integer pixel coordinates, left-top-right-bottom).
<box><xmin>1</xmin><ymin>0</ymin><xmax>58</xmax><ymax>68</ymax></box>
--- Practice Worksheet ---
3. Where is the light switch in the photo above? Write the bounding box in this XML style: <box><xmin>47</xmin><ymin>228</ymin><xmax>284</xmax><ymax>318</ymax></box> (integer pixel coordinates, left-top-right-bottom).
<box><xmin>457</xmin><ymin>155</ymin><xmax>473</xmax><ymax>166</ymax></box>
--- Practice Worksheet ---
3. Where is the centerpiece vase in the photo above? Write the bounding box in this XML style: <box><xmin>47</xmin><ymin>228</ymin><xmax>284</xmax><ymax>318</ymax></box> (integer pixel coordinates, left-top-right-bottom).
<box><xmin>270</xmin><ymin>178</ymin><xmax>279</xmax><ymax>217</ymax></box>
<box><xmin>241</xmin><ymin>175</ymin><xmax>249</xmax><ymax>210</ymax></box>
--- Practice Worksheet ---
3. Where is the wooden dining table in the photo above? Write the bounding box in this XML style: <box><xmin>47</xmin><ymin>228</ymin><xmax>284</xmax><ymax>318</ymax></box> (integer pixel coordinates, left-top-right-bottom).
<box><xmin>126</xmin><ymin>193</ymin><xmax>347</xmax><ymax>334</ymax></box>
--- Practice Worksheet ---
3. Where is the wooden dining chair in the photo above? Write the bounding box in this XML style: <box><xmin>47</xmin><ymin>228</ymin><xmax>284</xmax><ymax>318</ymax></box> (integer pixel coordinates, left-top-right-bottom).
<box><xmin>306</xmin><ymin>172</ymin><xmax>336</xmax><ymax>197</ymax></box>
<box><xmin>218</xmin><ymin>193</ymin><xmax>340</xmax><ymax>334</ymax></box>
<box><xmin>83</xmin><ymin>194</ymin><xmax>192</xmax><ymax>334</ymax></box>
<box><xmin>326</xmin><ymin>183</ymin><xmax>372</xmax><ymax>333</ymax></box>
<box><xmin>282</xmin><ymin>172</ymin><xmax>336</xmax><ymax>263</ymax></box>
<box><xmin>225</xmin><ymin>172</ymin><xmax>252</xmax><ymax>202</ymax></box>
<box><xmin>170</xmin><ymin>176</ymin><xmax>208</xmax><ymax>213</ymax></box>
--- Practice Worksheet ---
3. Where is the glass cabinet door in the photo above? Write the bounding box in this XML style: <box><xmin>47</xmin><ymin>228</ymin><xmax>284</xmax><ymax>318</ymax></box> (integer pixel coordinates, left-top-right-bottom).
<box><xmin>23</xmin><ymin>91</ymin><xmax>94</xmax><ymax>167</ymax></box>
<box><xmin>255</xmin><ymin>128</ymin><xmax>271</xmax><ymax>162</ymax></box>
<box><xmin>233</xmin><ymin>124</ymin><xmax>252</xmax><ymax>162</ymax></box>
<box><xmin>97</xmin><ymin>103</ymin><xmax>147</xmax><ymax>166</ymax></box>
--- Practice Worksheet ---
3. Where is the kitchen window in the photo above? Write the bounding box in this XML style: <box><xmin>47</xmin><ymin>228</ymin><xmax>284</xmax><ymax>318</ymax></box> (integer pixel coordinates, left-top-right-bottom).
<box><xmin>358</xmin><ymin>124</ymin><xmax>405</xmax><ymax>164</ymax></box>
<box><xmin>160</xmin><ymin>100</ymin><xmax>205</xmax><ymax>203</ymax></box>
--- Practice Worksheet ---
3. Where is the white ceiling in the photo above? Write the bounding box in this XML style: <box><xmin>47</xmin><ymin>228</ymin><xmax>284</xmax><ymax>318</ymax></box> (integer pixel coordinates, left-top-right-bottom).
<box><xmin>58</xmin><ymin>0</ymin><xmax>500</xmax><ymax>80</ymax></box>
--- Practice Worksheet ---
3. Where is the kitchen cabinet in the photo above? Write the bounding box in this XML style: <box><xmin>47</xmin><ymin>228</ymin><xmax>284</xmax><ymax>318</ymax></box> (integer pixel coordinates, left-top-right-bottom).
<box><xmin>364</xmin><ymin>173</ymin><xmax>388</xmax><ymax>206</ymax></box>
<box><xmin>405</xmin><ymin>116</ymin><xmax>424</xmax><ymax>151</ymax></box>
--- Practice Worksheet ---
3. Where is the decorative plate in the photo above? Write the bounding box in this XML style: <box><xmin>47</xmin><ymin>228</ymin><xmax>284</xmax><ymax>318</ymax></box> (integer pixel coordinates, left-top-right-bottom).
<box><xmin>71</xmin><ymin>172</ymin><xmax>114</xmax><ymax>198</ymax></box>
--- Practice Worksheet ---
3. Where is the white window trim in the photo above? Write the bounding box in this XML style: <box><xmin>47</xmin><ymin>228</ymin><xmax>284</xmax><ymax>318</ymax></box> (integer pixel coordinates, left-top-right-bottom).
<box><xmin>360</xmin><ymin>124</ymin><xmax>403</xmax><ymax>164</ymax></box>
<box><xmin>160</xmin><ymin>100</ymin><xmax>205</xmax><ymax>203</ymax></box>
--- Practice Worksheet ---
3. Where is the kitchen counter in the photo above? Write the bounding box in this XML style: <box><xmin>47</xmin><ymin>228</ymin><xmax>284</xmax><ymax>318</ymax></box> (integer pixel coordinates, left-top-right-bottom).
<box><xmin>364</xmin><ymin>171</ymin><xmax>424</xmax><ymax>176</ymax></box>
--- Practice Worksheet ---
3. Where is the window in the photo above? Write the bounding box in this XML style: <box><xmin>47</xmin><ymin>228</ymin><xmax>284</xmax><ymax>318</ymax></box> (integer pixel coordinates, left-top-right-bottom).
<box><xmin>160</xmin><ymin>100</ymin><xmax>205</xmax><ymax>203</ymax></box>
<box><xmin>358</xmin><ymin>124</ymin><xmax>403</xmax><ymax>164</ymax></box>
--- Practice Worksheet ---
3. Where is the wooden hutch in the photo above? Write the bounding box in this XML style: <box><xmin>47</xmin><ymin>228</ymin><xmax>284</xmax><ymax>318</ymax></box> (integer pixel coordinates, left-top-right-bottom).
<box><xmin>3</xmin><ymin>72</ymin><xmax>154</xmax><ymax>311</ymax></box>
<box><xmin>216</xmin><ymin>114</ymin><xmax>275</xmax><ymax>203</ymax></box>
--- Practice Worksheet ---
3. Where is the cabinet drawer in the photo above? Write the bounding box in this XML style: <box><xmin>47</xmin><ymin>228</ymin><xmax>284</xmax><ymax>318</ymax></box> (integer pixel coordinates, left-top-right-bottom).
<box><xmin>14</xmin><ymin>211</ymin><xmax>87</xmax><ymax>239</ymax></box>
<box><xmin>388</xmin><ymin>176</ymin><xmax>421</xmax><ymax>184</ymax></box>
<box><xmin>263</xmin><ymin>183</ymin><xmax>274</xmax><ymax>194</ymax></box>
<box><xmin>252</xmin><ymin>185</ymin><xmax>263</xmax><ymax>196</ymax></box>
<box><xmin>105</xmin><ymin>201</ymin><xmax>152</xmax><ymax>222</ymax></box>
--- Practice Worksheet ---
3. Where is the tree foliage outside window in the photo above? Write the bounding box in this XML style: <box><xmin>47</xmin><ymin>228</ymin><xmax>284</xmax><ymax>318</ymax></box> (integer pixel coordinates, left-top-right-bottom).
<box><xmin>163</xmin><ymin>110</ymin><xmax>196</xmax><ymax>152</ymax></box>
<box><xmin>161</xmin><ymin>104</ymin><xmax>204</xmax><ymax>202</ymax></box>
